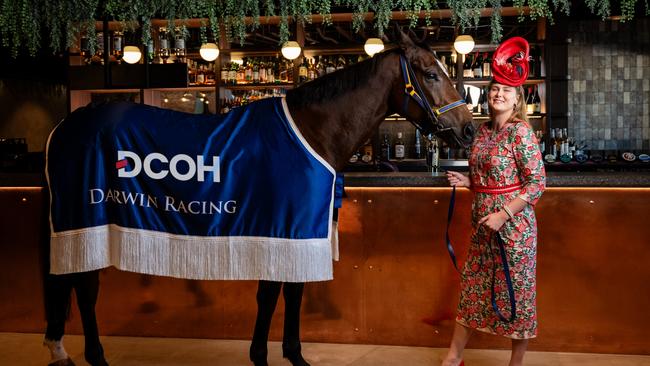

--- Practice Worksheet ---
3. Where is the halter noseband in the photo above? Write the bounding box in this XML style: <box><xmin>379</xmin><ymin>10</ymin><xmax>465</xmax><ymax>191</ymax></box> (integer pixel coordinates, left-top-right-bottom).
<box><xmin>400</xmin><ymin>54</ymin><xmax>466</xmax><ymax>136</ymax></box>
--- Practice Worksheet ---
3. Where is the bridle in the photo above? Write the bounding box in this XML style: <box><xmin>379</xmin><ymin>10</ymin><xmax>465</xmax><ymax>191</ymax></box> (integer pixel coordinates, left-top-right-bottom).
<box><xmin>399</xmin><ymin>54</ymin><xmax>466</xmax><ymax>138</ymax></box>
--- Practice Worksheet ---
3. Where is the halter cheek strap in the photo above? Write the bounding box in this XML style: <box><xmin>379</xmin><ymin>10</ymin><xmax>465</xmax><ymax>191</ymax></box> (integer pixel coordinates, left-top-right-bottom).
<box><xmin>400</xmin><ymin>54</ymin><xmax>465</xmax><ymax>133</ymax></box>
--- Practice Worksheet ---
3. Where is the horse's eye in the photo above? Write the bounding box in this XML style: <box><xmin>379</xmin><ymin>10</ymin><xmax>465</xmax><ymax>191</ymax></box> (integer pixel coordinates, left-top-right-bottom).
<box><xmin>425</xmin><ymin>72</ymin><xmax>439</xmax><ymax>81</ymax></box>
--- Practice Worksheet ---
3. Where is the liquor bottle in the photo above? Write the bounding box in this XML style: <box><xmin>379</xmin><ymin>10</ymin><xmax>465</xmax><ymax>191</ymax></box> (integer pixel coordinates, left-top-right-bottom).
<box><xmin>529</xmin><ymin>47</ymin><xmax>536</xmax><ymax>78</ymax></box>
<box><xmin>188</xmin><ymin>61</ymin><xmax>197</xmax><ymax>85</ymax></box>
<box><xmin>298</xmin><ymin>57</ymin><xmax>309</xmax><ymax>83</ymax></box>
<box><xmin>481</xmin><ymin>86</ymin><xmax>490</xmax><ymax>116</ymax></box>
<box><xmin>158</xmin><ymin>28</ymin><xmax>170</xmax><ymax>64</ymax></box>
<box><xmin>532</xmin><ymin>85</ymin><xmax>541</xmax><ymax>114</ymax></box>
<box><xmin>549</xmin><ymin>128</ymin><xmax>557</xmax><ymax>159</ymax></box>
<box><xmin>440</xmin><ymin>55</ymin><xmax>447</xmax><ymax>75</ymax></box>
<box><xmin>463</xmin><ymin>54</ymin><xmax>473</xmax><ymax>78</ymax></box>
<box><xmin>221</xmin><ymin>62</ymin><xmax>229</xmax><ymax>84</ymax></box>
<box><xmin>173</xmin><ymin>27</ymin><xmax>186</xmax><ymax>63</ymax></box>
<box><xmin>380</xmin><ymin>134</ymin><xmax>391</xmax><ymax>161</ymax></box>
<box><xmin>230</xmin><ymin>61</ymin><xmax>239</xmax><ymax>85</ymax></box>
<box><xmin>449</xmin><ymin>52</ymin><xmax>457</xmax><ymax>79</ymax></box>
<box><xmin>526</xmin><ymin>86</ymin><xmax>535</xmax><ymax>114</ymax></box>
<box><xmin>195</xmin><ymin>65</ymin><xmax>205</xmax><ymax>85</ymax></box>
<box><xmin>336</xmin><ymin>56</ymin><xmax>345</xmax><ymax>71</ymax></box>
<box><xmin>244</xmin><ymin>58</ymin><xmax>253</xmax><ymax>83</ymax></box>
<box><xmin>315</xmin><ymin>56</ymin><xmax>325</xmax><ymax>77</ymax></box>
<box><xmin>252</xmin><ymin>58</ymin><xmax>260</xmax><ymax>83</ymax></box>
<box><xmin>414</xmin><ymin>129</ymin><xmax>422</xmax><ymax>159</ymax></box>
<box><xmin>111</xmin><ymin>31</ymin><xmax>123</xmax><ymax>63</ymax></box>
<box><xmin>326</xmin><ymin>56</ymin><xmax>336</xmax><ymax>74</ymax></box>
<box><xmin>427</xmin><ymin>137</ymin><xmax>440</xmax><ymax>172</ymax></box>
<box><xmin>205</xmin><ymin>64</ymin><xmax>216</xmax><ymax>85</ymax></box>
<box><xmin>286</xmin><ymin>60</ymin><xmax>294</xmax><ymax>83</ymax></box>
<box><xmin>477</xmin><ymin>87</ymin><xmax>485</xmax><ymax>115</ymax></box>
<box><xmin>555</xmin><ymin>128</ymin><xmax>563</xmax><ymax>159</ymax></box>
<box><xmin>481</xmin><ymin>52</ymin><xmax>491</xmax><ymax>77</ymax></box>
<box><xmin>472</xmin><ymin>52</ymin><xmax>483</xmax><ymax>78</ymax></box>
<box><xmin>308</xmin><ymin>58</ymin><xmax>317</xmax><ymax>81</ymax></box>
<box><xmin>536</xmin><ymin>130</ymin><xmax>545</xmax><ymax>155</ymax></box>
<box><xmin>394</xmin><ymin>132</ymin><xmax>405</xmax><ymax>160</ymax></box>
<box><xmin>465</xmin><ymin>86</ymin><xmax>474</xmax><ymax>110</ymax></box>
<box><xmin>361</xmin><ymin>139</ymin><xmax>374</xmax><ymax>163</ymax></box>
<box><xmin>266</xmin><ymin>58</ymin><xmax>275</xmax><ymax>84</ymax></box>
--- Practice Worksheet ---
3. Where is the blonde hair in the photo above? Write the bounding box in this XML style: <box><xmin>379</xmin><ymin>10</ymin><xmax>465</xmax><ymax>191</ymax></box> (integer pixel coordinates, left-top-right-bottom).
<box><xmin>487</xmin><ymin>80</ymin><xmax>529</xmax><ymax>126</ymax></box>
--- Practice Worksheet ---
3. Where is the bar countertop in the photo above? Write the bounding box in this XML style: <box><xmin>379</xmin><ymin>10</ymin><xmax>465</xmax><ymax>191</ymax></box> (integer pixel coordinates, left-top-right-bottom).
<box><xmin>344</xmin><ymin>171</ymin><xmax>650</xmax><ymax>187</ymax></box>
<box><xmin>2</xmin><ymin>171</ymin><xmax>650</xmax><ymax>188</ymax></box>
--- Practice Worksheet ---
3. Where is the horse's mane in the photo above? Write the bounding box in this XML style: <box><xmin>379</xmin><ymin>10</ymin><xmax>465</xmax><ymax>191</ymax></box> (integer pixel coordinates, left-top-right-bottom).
<box><xmin>286</xmin><ymin>49</ymin><xmax>399</xmax><ymax>108</ymax></box>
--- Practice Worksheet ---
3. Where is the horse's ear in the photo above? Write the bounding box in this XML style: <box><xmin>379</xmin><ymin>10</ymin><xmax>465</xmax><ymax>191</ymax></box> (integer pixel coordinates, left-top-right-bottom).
<box><xmin>394</xmin><ymin>24</ymin><xmax>418</xmax><ymax>59</ymax></box>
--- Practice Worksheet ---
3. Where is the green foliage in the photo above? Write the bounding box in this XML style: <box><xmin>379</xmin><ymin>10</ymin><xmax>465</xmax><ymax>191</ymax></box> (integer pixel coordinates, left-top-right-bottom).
<box><xmin>0</xmin><ymin>0</ymin><xmax>645</xmax><ymax>57</ymax></box>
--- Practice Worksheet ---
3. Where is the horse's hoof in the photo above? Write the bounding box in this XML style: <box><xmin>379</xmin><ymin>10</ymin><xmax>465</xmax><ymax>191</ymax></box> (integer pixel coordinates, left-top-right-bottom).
<box><xmin>249</xmin><ymin>345</ymin><xmax>268</xmax><ymax>366</ymax></box>
<box><xmin>283</xmin><ymin>352</ymin><xmax>311</xmax><ymax>366</ymax></box>
<box><xmin>47</xmin><ymin>357</ymin><xmax>75</xmax><ymax>366</ymax></box>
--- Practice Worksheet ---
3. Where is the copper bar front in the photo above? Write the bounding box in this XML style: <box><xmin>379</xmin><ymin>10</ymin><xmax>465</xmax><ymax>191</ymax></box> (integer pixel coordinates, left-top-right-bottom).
<box><xmin>0</xmin><ymin>187</ymin><xmax>648</xmax><ymax>354</ymax></box>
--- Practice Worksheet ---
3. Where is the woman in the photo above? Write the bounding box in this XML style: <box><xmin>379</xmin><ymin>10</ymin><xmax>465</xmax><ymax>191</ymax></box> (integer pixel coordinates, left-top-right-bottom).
<box><xmin>443</xmin><ymin>37</ymin><xmax>546</xmax><ymax>366</ymax></box>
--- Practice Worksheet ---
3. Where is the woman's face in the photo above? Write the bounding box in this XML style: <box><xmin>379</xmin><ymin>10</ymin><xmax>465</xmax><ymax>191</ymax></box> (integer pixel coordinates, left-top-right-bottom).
<box><xmin>488</xmin><ymin>83</ymin><xmax>519</xmax><ymax>115</ymax></box>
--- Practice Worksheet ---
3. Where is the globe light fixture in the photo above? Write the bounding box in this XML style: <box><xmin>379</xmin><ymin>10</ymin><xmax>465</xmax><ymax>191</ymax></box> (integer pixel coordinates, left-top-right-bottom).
<box><xmin>122</xmin><ymin>46</ymin><xmax>142</xmax><ymax>64</ymax></box>
<box><xmin>281</xmin><ymin>41</ymin><xmax>301</xmax><ymax>60</ymax></box>
<box><xmin>199</xmin><ymin>43</ymin><xmax>219</xmax><ymax>61</ymax></box>
<box><xmin>364</xmin><ymin>38</ymin><xmax>384</xmax><ymax>57</ymax></box>
<box><xmin>453</xmin><ymin>35</ymin><xmax>475</xmax><ymax>55</ymax></box>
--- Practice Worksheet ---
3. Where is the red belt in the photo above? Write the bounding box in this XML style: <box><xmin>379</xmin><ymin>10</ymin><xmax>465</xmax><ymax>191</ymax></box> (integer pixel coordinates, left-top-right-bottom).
<box><xmin>472</xmin><ymin>183</ymin><xmax>523</xmax><ymax>194</ymax></box>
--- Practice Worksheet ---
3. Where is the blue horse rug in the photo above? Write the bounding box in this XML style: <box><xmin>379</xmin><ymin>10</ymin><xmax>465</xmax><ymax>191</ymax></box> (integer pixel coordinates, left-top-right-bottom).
<box><xmin>46</xmin><ymin>97</ymin><xmax>339</xmax><ymax>282</ymax></box>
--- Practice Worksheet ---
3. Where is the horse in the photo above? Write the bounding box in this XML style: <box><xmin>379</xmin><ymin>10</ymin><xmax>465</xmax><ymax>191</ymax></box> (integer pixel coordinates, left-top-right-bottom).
<box><xmin>42</xmin><ymin>28</ymin><xmax>474</xmax><ymax>366</ymax></box>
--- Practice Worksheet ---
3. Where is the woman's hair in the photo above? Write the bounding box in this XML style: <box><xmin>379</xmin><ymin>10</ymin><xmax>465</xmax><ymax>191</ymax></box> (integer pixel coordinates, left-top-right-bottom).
<box><xmin>487</xmin><ymin>80</ymin><xmax>529</xmax><ymax>125</ymax></box>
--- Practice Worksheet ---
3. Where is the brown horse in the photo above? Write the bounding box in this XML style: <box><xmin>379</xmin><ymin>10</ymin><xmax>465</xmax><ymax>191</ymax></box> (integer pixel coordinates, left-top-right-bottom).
<box><xmin>43</xmin><ymin>28</ymin><xmax>473</xmax><ymax>366</ymax></box>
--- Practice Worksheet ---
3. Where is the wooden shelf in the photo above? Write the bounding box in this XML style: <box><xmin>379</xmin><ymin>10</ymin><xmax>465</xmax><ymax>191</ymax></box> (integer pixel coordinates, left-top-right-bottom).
<box><xmin>221</xmin><ymin>83</ymin><xmax>294</xmax><ymax>90</ymax></box>
<box><xmin>455</xmin><ymin>78</ymin><xmax>545</xmax><ymax>86</ymax></box>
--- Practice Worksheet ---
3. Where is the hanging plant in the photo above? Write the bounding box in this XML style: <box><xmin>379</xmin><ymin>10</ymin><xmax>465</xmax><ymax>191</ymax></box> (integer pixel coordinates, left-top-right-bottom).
<box><xmin>0</xmin><ymin>0</ymin><xmax>646</xmax><ymax>57</ymax></box>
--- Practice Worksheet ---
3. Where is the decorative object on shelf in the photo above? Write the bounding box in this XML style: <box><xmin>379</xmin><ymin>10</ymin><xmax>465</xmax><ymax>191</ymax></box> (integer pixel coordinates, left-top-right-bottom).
<box><xmin>122</xmin><ymin>46</ymin><xmax>142</xmax><ymax>64</ymax></box>
<box><xmin>364</xmin><ymin>38</ymin><xmax>384</xmax><ymax>57</ymax></box>
<box><xmin>453</xmin><ymin>35</ymin><xmax>475</xmax><ymax>55</ymax></box>
<box><xmin>199</xmin><ymin>43</ymin><xmax>220</xmax><ymax>61</ymax></box>
<box><xmin>281</xmin><ymin>41</ymin><xmax>301</xmax><ymax>60</ymax></box>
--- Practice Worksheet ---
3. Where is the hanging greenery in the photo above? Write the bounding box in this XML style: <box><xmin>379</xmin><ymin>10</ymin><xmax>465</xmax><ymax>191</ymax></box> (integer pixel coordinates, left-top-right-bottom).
<box><xmin>0</xmin><ymin>0</ymin><xmax>647</xmax><ymax>57</ymax></box>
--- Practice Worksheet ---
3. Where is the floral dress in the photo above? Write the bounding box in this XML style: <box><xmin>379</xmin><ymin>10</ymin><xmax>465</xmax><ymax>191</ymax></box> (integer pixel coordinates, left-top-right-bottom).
<box><xmin>456</xmin><ymin>120</ymin><xmax>546</xmax><ymax>339</ymax></box>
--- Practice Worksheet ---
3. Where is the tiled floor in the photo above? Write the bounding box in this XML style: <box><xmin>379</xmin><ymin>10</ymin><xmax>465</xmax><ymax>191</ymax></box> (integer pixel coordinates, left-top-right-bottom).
<box><xmin>2</xmin><ymin>332</ymin><xmax>649</xmax><ymax>366</ymax></box>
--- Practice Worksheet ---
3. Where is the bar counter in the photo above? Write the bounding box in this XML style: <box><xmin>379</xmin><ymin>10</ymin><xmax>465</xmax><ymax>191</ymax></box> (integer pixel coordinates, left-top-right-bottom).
<box><xmin>1</xmin><ymin>171</ymin><xmax>649</xmax><ymax>355</ymax></box>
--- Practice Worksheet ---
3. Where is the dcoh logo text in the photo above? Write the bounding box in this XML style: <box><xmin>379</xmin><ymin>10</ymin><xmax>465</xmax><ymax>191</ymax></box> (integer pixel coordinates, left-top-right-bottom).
<box><xmin>116</xmin><ymin>150</ymin><xmax>220</xmax><ymax>182</ymax></box>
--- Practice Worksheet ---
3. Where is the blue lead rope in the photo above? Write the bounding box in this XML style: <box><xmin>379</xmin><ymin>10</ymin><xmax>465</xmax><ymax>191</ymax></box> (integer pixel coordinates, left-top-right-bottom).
<box><xmin>445</xmin><ymin>186</ymin><xmax>461</xmax><ymax>272</ymax></box>
<box><xmin>489</xmin><ymin>233</ymin><xmax>517</xmax><ymax>323</ymax></box>
<box><xmin>444</xmin><ymin>185</ymin><xmax>517</xmax><ymax>323</ymax></box>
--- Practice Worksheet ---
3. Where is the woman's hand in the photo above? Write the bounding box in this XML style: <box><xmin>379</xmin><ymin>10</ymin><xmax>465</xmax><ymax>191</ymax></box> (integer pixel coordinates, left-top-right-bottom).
<box><xmin>478</xmin><ymin>211</ymin><xmax>509</xmax><ymax>231</ymax></box>
<box><xmin>445</xmin><ymin>171</ymin><xmax>471</xmax><ymax>188</ymax></box>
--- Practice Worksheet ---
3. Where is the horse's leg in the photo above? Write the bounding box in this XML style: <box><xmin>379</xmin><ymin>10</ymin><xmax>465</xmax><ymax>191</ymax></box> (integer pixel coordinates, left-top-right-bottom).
<box><xmin>250</xmin><ymin>280</ymin><xmax>282</xmax><ymax>366</ymax></box>
<box><xmin>282</xmin><ymin>282</ymin><xmax>310</xmax><ymax>366</ymax></box>
<box><xmin>73</xmin><ymin>270</ymin><xmax>108</xmax><ymax>366</ymax></box>
<box><xmin>43</xmin><ymin>274</ymin><xmax>75</xmax><ymax>366</ymax></box>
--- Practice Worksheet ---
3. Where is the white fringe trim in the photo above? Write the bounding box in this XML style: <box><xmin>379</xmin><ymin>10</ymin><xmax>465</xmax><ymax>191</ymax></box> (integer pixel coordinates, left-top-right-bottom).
<box><xmin>50</xmin><ymin>224</ymin><xmax>333</xmax><ymax>282</ymax></box>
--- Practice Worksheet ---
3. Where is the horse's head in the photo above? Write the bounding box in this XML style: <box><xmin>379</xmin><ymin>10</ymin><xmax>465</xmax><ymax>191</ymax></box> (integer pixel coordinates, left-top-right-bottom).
<box><xmin>391</xmin><ymin>28</ymin><xmax>475</xmax><ymax>149</ymax></box>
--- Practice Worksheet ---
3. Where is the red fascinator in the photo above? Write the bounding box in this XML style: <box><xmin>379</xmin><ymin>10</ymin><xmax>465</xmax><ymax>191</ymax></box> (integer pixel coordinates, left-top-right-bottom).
<box><xmin>491</xmin><ymin>37</ymin><xmax>530</xmax><ymax>87</ymax></box>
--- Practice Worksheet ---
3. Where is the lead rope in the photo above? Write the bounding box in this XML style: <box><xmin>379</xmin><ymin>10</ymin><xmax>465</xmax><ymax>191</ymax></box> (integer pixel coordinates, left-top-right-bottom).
<box><xmin>444</xmin><ymin>186</ymin><xmax>517</xmax><ymax>323</ymax></box>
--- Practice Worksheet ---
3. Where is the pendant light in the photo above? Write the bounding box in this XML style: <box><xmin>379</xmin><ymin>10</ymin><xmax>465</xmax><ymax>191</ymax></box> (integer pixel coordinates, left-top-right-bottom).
<box><xmin>453</xmin><ymin>35</ymin><xmax>475</xmax><ymax>55</ymax></box>
<box><xmin>199</xmin><ymin>43</ymin><xmax>219</xmax><ymax>62</ymax></box>
<box><xmin>364</xmin><ymin>38</ymin><xmax>384</xmax><ymax>57</ymax></box>
<box><xmin>281</xmin><ymin>41</ymin><xmax>301</xmax><ymax>60</ymax></box>
<box><xmin>122</xmin><ymin>46</ymin><xmax>142</xmax><ymax>64</ymax></box>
